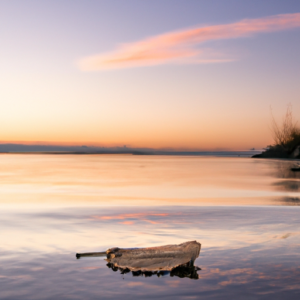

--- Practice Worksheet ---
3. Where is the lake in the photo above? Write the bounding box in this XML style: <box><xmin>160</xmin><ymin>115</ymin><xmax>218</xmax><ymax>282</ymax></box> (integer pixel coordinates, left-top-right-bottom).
<box><xmin>1</xmin><ymin>154</ymin><xmax>300</xmax><ymax>299</ymax></box>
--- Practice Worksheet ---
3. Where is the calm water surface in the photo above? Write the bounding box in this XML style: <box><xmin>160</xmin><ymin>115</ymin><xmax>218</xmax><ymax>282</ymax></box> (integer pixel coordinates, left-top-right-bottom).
<box><xmin>0</xmin><ymin>154</ymin><xmax>300</xmax><ymax>299</ymax></box>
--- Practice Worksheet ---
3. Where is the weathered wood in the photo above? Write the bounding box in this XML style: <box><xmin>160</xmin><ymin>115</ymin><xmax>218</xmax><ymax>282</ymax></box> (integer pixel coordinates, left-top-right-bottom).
<box><xmin>76</xmin><ymin>251</ymin><xmax>106</xmax><ymax>258</ymax></box>
<box><xmin>106</xmin><ymin>241</ymin><xmax>201</xmax><ymax>272</ymax></box>
<box><xmin>76</xmin><ymin>241</ymin><xmax>201</xmax><ymax>273</ymax></box>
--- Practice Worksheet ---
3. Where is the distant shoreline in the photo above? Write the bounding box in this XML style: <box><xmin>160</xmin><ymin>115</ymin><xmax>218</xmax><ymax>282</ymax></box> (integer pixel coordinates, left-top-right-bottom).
<box><xmin>0</xmin><ymin>150</ymin><xmax>263</xmax><ymax>157</ymax></box>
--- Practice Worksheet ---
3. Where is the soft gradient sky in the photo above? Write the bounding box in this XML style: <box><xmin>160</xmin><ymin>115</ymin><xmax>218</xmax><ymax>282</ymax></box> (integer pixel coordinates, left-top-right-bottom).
<box><xmin>1</xmin><ymin>0</ymin><xmax>300</xmax><ymax>150</ymax></box>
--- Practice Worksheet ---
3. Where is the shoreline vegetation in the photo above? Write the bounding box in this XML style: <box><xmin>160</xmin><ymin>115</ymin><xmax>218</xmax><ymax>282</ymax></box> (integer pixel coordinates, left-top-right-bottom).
<box><xmin>252</xmin><ymin>105</ymin><xmax>300</xmax><ymax>159</ymax></box>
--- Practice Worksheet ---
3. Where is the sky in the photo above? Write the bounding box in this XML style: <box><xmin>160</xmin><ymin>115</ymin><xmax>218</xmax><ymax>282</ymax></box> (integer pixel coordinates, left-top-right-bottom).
<box><xmin>0</xmin><ymin>0</ymin><xmax>300</xmax><ymax>150</ymax></box>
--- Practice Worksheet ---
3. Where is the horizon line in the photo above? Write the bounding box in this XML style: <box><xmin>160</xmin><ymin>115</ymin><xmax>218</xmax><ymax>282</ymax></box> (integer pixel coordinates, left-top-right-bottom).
<box><xmin>0</xmin><ymin>142</ymin><xmax>262</xmax><ymax>152</ymax></box>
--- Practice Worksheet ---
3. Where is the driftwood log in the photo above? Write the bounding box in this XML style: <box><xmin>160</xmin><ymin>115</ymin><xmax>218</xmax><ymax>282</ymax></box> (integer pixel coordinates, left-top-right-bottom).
<box><xmin>76</xmin><ymin>241</ymin><xmax>201</xmax><ymax>274</ymax></box>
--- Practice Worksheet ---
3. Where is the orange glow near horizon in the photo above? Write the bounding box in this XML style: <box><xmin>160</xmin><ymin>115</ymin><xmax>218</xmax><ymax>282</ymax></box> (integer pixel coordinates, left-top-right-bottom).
<box><xmin>0</xmin><ymin>130</ymin><xmax>272</xmax><ymax>150</ymax></box>
<box><xmin>0</xmin><ymin>108</ymin><xmax>273</xmax><ymax>150</ymax></box>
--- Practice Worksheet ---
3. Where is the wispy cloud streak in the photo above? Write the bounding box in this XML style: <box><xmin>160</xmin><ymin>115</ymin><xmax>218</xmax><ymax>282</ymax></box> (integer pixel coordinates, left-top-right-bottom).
<box><xmin>79</xmin><ymin>13</ymin><xmax>300</xmax><ymax>70</ymax></box>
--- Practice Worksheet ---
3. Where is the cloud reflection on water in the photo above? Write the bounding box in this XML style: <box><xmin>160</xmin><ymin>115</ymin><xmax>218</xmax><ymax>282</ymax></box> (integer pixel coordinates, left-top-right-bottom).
<box><xmin>2</xmin><ymin>206</ymin><xmax>300</xmax><ymax>252</ymax></box>
<box><xmin>1</xmin><ymin>206</ymin><xmax>300</xmax><ymax>299</ymax></box>
<box><xmin>1</xmin><ymin>248</ymin><xmax>300</xmax><ymax>299</ymax></box>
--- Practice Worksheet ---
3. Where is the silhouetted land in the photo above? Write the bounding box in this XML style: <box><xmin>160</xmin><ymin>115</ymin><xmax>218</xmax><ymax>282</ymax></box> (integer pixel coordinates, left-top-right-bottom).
<box><xmin>252</xmin><ymin>146</ymin><xmax>300</xmax><ymax>159</ymax></box>
<box><xmin>252</xmin><ymin>139</ymin><xmax>300</xmax><ymax>159</ymax></box>
<box><xmin>253</xmin><ymin>106</ymin><xmax>300</xmax><ymax>159</ymax></box>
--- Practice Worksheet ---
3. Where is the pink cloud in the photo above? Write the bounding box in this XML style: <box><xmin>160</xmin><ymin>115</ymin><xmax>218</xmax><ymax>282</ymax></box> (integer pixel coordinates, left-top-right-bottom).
<box><xmin>119</xmin><ymin>221</ymin><xmax>135</xmax><ymax>225</ymax></box>
<box><xmin>79</xmin><ymin>13</ymin><xmax>300</xmax><ymax>70</ymax></box>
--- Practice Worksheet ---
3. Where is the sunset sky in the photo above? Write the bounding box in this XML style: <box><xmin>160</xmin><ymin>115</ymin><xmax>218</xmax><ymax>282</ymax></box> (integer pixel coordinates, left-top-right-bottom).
<box><xmin>1</xmin><ymin>0</ymin><xmax>300</xmax><ymax>150</ymax></box>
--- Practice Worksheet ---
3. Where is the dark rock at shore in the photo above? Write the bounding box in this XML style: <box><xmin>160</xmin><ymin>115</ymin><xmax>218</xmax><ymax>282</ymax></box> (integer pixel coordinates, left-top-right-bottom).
<box><xmin>252</xmin><ymin>151</ymin><xmax>289</xmax><ymax>159</ymax></box>
<box><xmin>252</xmin><ymin>145</ymin><xmax>300</xmax><ymax>159</ymax></box>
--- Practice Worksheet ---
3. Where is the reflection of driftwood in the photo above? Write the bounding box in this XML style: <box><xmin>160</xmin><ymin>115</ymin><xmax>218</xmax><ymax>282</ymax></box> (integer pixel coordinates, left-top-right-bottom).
<box><xmin>107</xmin><ymin>261</ymin><xmax>201</xmax><ymax>279</ymax></box>
<box><xmin>76</xmin><ymin>241</ymin><xmax>201</xmax><ymax>279</ymax></box>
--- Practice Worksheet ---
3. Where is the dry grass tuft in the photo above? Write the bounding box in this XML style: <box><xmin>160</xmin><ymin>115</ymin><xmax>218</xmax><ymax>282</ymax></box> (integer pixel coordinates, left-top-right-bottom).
<box><xmin>270</xmin><ymin>104</ymin><xmax>300</xmax><ymax>153</ymax></box>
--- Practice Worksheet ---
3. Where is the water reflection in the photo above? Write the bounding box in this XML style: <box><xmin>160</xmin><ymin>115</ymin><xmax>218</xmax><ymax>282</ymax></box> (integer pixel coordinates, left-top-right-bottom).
<box><xmin>0</xmin><ymin>154</ymin><xmax>299</xmax><ymax>207</ymax></box>
<box><xmin>1</xmin><ymin>206</ymin><xmax>300</xmax><ymax>299</ymax></box>
<box><xmin>273</xmin><ymin>161</ymin><xmax>300</xmax><ymax>180</ymax></box>
<box><xmin>274</xmin><ymin>180</ymin><xmax>300</xmax><ymax>191</ymax></box>
<box><xmin>106</xmin><ymin>263</ymin><xmax>201</xmax><ymax>280</ymax></box>
<box><xmin>272</xmin><ymin>160</ymin><xmax>300</xmax><ymax>192</ymax></box>
<box><xmin>1</xmin><ymin>155</ymin><xmax>300</xmax><ymax>299</ymax></box>
<box><xmin>279</xmin><ymin>196</ymin><xmax>300</xmax><ymax>206</ymax></box>
<box><xmin>2</xmin><ymin>247</ymin><xmax>300</xmax><ymax>299</ymax></box>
